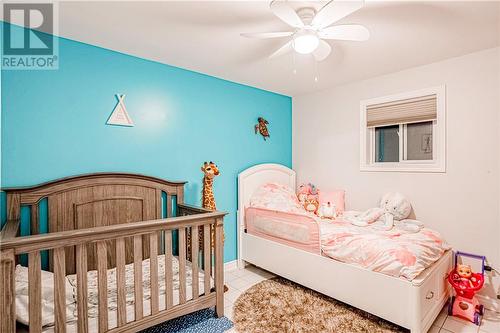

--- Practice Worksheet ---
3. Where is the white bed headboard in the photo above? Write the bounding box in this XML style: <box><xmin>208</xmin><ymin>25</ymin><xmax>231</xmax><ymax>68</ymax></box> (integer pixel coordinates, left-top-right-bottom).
<box><xmin>237</xmin><ymin>163</ymin><xmax>296</xmax><ymax>267</ymax></box>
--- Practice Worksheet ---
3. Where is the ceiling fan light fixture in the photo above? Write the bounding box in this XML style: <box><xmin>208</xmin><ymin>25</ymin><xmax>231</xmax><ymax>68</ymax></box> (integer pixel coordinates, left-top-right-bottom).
<box><xmin>292</xmin><ymin>30</ymin><xmax>319</xmax><ymax>54</ymax></box>
<box><xmin>243</xmin><ymin>1</ymin><xmax>367</xmax><ymax>61</ymax></box>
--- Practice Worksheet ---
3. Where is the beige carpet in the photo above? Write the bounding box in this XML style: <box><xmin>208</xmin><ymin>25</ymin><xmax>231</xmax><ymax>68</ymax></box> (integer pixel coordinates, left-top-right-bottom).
<box><xmin>232</xmin><ymin>277</ymin><xmax>408</xmax><ymax>333</ymax></box>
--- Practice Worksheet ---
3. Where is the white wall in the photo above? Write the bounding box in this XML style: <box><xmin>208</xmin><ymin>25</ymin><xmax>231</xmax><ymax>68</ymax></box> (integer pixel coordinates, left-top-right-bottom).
<box><xmin>293</xmin><ymin>47</ymin><xmax>500</xmax><ymax>299</ymax></box>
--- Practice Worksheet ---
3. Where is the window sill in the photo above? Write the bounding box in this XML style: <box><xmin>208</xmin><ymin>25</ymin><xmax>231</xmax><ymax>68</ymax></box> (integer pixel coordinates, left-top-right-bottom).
<box><xmin>360</xmin><ymin>163</ymin><xmax>446</xmax><ymax>173</ymax></box>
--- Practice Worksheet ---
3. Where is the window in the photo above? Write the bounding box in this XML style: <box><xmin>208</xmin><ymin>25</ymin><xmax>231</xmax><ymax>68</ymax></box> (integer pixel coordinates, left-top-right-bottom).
<box><xmin>360</xmin><ymin>86</ymin><xmax>445</xmax><ymax>172</ymax></box>
<box><xmin>375</xmin><ymin>125</ymin><xmax>399</xmax><ymax>162</ymax></box>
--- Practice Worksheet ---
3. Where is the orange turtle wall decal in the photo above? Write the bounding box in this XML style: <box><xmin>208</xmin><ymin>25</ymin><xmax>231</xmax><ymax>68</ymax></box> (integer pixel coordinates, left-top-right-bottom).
<box><xmin>255</xmin><ymin>117</ymin><xmax>270</xmax><ymax>141</ymax></box>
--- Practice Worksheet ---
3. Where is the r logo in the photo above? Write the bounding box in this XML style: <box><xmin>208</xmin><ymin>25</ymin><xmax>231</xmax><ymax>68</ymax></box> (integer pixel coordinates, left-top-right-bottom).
<box><xmin>3</xmin><ymin>3</ymin><xmax>54</xmax><ymax>55</ymax></box>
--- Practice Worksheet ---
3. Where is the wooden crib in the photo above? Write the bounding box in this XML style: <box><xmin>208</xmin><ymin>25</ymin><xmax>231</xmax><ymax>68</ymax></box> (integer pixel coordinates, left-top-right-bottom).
<box><xmin>0</xmin><ymin>173</ymin><xmax>226</xmax><ymax>333</ymax></box>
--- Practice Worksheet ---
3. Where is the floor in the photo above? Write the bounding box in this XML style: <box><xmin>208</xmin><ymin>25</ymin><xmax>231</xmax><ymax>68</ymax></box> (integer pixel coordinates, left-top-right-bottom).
<box><xmin>223</xmin><ymin>264</ymin><xmax>276</xmax><ymax>323</ymax></box>
<box><xmin>223</xmin><ymin>265</ymin><xmax>500</xmax><ymax>333</ymax></box>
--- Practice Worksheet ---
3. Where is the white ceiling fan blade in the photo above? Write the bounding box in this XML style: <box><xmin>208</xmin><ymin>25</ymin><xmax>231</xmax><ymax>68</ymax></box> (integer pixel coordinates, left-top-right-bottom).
<box><xmin>319</xmin><ymin>24</ymin><xmax>370</xmax><ymax>41</ymax></box>
<box><xmin>241</xmin><ymin>31</ymin><xmax>294</xmax><ymax>39</ymax></box>
<box><xmin>312</xmin><ymin>40</ymin><xmax>332</xmax><ymax>61</ymax></box>
<box><xmin>311</xmin><ymin>0</ymin><xmax>364</xmax><ymax>30</ymax></box>
<box><xmin>269</xmin><ymin>40</ymin><xmax>293</xmax><ymax>59</ymax></box>
<box><xmin>270</xmin><ymin>0</ymin><xmax>304</xmax><ymax>28</ymax></box>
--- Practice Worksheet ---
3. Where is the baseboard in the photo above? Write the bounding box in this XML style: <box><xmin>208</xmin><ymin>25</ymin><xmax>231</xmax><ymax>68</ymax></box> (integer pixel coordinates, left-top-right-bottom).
<box><xmin>224</xmin><ymin>260</ymin><xmax>238</xmax><ymax>272</ymax></box>
<box><xmin>210</xmin><ymin>260</ymin><xmax>238</xmax><ymax>274</ymax></box>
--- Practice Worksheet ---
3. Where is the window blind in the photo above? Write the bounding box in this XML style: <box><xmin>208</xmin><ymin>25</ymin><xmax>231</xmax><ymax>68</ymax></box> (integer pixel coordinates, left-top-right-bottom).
<box><xmin>366</xmin><ymin>94</ymin><xmax>437</xmax><ymax>128</ymax></box>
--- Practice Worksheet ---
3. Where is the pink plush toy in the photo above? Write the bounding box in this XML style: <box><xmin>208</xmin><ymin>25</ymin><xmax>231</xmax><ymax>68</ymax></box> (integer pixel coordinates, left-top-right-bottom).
<box><xmin>297</xmin><ymin>183</ymin><xmax>320</xmax><ymax>214</ymax></box>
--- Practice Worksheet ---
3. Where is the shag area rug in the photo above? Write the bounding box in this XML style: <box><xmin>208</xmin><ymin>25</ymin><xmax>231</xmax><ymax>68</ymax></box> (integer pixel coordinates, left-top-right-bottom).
<box><xmin>141</xmin><ymin>308</ymin><xmax>233</xmax><ymax>333</ymax></box>
<box><xmin>233</xmin><ymin>277</ymin><xmax>408</xmax><ymax>333</ymax></box>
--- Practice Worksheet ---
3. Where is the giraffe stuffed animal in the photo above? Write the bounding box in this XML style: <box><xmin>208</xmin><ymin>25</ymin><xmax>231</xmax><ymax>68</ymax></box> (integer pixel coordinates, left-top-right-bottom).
<box><xmin>200</xmin><ymin>161</ymin><xmax>228</xmax><ymax>291</ymax></box>
<box><xmin>201</xmin><ymin>161</ymin><xmax>222</xmax><ymax>248</ymax></box>
<box><xmin>186</xmin><ymin>162</ymin><xmax>220</xmax><ymax>261</ymax></box>
<box><xmin>201</xmin><ymin>161</ymin><xmax>219</xmax><ymax>211</ymax></box>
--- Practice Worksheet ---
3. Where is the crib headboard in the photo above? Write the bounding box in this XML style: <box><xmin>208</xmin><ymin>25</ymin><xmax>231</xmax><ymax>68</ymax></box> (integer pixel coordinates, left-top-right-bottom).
<box><xmin>237</xmin><ymin>164</ymin><xmax>295</xmax><ymax>266</ymax></box>
<box><xmin>2</xmin><ymin>173</ymin><xmax>186</xmax><ymax>273</ymax></box>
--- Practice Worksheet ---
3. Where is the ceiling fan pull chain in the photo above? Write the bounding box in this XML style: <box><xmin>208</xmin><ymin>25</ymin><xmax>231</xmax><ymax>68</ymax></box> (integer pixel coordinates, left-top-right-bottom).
<box><xmin>292</xmin><ymin>47</ymin><xmax>297</xmax><ymax>75</ymax></box>
<box><xmin>314</xmin><ymin>59</ymin><xmax>319</xmax><ymax>82</ymax></box>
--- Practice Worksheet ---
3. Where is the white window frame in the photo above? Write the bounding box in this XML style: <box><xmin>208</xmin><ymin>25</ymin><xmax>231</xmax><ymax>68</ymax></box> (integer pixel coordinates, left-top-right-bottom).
<box><xmin>360</xmin><ymin>86</ymin><xmax>446</xmax><ymax>173</ymax></box>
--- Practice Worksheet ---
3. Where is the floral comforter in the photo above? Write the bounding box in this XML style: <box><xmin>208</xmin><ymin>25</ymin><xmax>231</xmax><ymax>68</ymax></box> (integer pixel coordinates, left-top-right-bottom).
<box><xmin>320</xmin><ymin>219</ymin><xmax>450</xmax><ymax>280</ymax></box>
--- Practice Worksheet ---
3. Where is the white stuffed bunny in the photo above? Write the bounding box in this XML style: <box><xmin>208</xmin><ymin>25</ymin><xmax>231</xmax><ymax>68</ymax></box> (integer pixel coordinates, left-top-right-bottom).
<box><xmin>344</xmin><ymin>192</ymin><xmax>424</xmax><ymax>232</ymax></box>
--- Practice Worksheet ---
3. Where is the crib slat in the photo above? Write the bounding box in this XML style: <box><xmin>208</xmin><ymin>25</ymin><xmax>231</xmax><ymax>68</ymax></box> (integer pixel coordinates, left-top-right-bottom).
<box><xmin>53</xmin><ymin>248</ymin><xmax>66</xmax><ymax>332</ymax></box>
<box><xmin>76</xmin><ymin>244</ymin><xmax>88</xmax><ymax>333</ymax></box>
<box><xmin>178</xmin><ymin>227</ymin><xmax>187</xmax><ymax>304</ymax></box>
<box><xmin>96</xmin><ymin>241</ymin><xmax>108</xmax><ymax>332</ymax></box>
<box><xmin>115</xmin><ymin>238</ymin><xmax>126</xmax><ymax>327</ymax></box>
<box><xmin>149</xmin><ymin>233</ymin><xmax>159</xmax><ymax>314</ymax></box>
<box><xmin>30</xmin><ymin>204</ymin><xmax>39</xmax><ymax>236</ymax></box>
<box><xmin>203</xmin><ymin>224</ymin><xmax>211</xmax><ymax>296</ymax></box>
<box><xmin>133</xmin><ymin>235</ymin><xmax>144</xmax><ymax>320</ymax></box>
<box><xmin>210</xmin><ymin>227</ymin><xmax>215</xmax><ymax>282</ymax></box>
<box><xmin>215</xmin><ymin>218</ymin><xmax>224</xmax><ymax>317</ymax></box>
<box><xmin>28</xmin><ymin>251</ymin><xmax>42</xmax><ymax>333</ymax></box>
<box><xmin>156</xmin><ymin>189</ymin><xmax>162</xmax><ymax>218</ymax></box>
<box><xmin>191</xmin><ymin>227</ymin><xmax>199</xmax><ymax>299</ymax></box>
<box><xmin>166</xmin><ymin>195</ymin><xmax>172</xmax><ymax>218</ymax></box>
<box><xmin>164</xmin><ymin>230</ymin><xmax>173</xmax><ymax>309</ymax></box>
<box><xmin>156</xmin><ymin>189</ymin><xmax>164</xmax><ymax>255</ymax></box>
<box><xmin>0</xmin><ymin>249</ymin><xmax>15</xmax><ymax>333</ymax></box>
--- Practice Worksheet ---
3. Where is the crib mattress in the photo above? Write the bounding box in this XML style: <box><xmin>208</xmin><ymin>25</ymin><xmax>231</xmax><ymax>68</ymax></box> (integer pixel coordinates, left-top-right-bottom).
<box><xmin>41</xmin><ymin>284</ymin><xmax>207</xmax><ymax>333</ymax></box>
<box><xmin>245</xmin><ymin>207</ymin><xmax>449</xmax><ymax>280</ymax></box>
<box><xmin>14</xmin><ymin>255</ymin><xmax>214</xmax><ymax>332</ymax></box>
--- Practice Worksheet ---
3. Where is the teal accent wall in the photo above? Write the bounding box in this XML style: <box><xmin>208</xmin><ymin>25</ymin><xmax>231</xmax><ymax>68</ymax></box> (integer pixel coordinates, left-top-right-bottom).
<box><xmin>0</xmin><ymin>25</ymin><xmax>292</xmax><ymax>263</ymax></box>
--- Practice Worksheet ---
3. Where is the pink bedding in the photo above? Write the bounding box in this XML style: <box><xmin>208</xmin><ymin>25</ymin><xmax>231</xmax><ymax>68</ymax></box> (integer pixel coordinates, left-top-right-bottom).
<box><xmin>247</xmin><ymin>182</ymin><xmax>450</xmax><ymax>281</ymax></box>
<box><xmin>249</xmin><ymin>182</ymin><xmax>306</xmax><ymax>215</ymax></box>
<box><xmin>320</xmin><ymin>219</ymin><xmax>449</xmax><ymax>280</ymax></box>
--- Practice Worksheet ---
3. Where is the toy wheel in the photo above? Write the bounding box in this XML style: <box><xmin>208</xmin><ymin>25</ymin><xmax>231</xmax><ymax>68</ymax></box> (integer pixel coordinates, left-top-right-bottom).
<box><xmin>474</xmin><ymin>312</ymin><xmax>481</xmax><ymax>326</ymax></box>
<box><xmin>448</xmin><ymin>296</ymin><xmax>455</xmax><ymax>315</ymax></box>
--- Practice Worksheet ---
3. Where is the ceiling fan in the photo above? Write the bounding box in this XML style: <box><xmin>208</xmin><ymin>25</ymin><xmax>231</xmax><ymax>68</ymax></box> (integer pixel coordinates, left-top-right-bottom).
<box><xmin>241</xmin><ymin>0</ymin><xmax>369</xmax><ymax>61</ymax></box>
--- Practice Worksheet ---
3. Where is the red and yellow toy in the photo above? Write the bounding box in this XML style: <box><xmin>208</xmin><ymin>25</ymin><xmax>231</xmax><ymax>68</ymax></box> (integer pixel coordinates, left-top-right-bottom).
<box><xmin>447</xmin><ymin>252</ymin><xmax>485</xmax><ymax>325</ymax></box>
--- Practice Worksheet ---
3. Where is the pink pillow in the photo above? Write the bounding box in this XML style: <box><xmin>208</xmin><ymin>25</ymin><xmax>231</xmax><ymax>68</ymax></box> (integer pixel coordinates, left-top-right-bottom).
<box><xmin>319</xmin><ymin>190</ymin><xmax>345</xmax><ymax>214</ymax></box>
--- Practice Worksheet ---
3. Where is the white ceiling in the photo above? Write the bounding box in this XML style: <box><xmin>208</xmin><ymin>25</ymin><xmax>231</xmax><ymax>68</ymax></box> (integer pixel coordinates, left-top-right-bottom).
<box><xmin>10</xmin><ymin>1</ymin><xmax>500</xmax><ymax>96</ymax></box>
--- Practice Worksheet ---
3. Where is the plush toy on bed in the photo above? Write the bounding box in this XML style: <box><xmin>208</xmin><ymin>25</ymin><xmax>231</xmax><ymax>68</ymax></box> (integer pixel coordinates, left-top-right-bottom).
<box><xmin>304</xmin><ymin>198</ymin><xmax>319</xmax><ymax>214</ymax></box>
<box><xmin>297</xmin><ymin>183</ymin><xmax>320</xmax><ymax>214</ymax></box>
<box><xmin>318</xmin><ymin>202</ymin><xmax>337</xmax><ymax>219</ymax></box>
<box><xmin>297</xmin><ymin>183</ymin><xmax>318</xmax><ymax>203</ymax></box>
<box><xmin>344</xmin><ymin>192</ymin><xmax>424</xmax><ymax>232</ymax></box>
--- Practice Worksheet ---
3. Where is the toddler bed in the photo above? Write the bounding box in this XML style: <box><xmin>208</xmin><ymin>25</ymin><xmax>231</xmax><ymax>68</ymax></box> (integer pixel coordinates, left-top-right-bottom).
<box><xmin>237</xmin><ymin>164</ymin><xmax>452</xmax><ymax>333</ymax></box>
<box><xmin>246</xmin><ymin>206</ymin><xmax>448</xmax><ymax>281</ymax></box>
<box><xmin>0</xmin><ymin>173</ymin><xmax>226</xmax><ymax>333</ymax></box>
